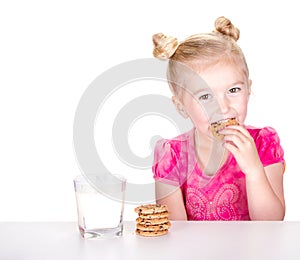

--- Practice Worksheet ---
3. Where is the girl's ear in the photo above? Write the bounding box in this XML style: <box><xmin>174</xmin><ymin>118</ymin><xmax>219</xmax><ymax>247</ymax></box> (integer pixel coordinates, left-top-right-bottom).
<box><xmin>172</xmin><ymin>96</ymin><xmax>189</xmax><ymax>118</ymax></box>
<box><xmin>248</xmin><ymin>79</ymin><xmax>252</xmax><ymax>95</ymax></box>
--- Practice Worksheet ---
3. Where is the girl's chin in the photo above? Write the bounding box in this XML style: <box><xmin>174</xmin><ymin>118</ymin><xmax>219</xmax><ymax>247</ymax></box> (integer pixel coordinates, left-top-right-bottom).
<box><xmin>195</xmin><ymin>127</ymin><xmax>214</xmax><ymax>139</ymax></box>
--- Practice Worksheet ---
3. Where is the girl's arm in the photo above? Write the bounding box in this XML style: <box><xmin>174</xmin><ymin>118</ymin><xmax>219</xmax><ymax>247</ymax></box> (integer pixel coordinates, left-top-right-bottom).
<box><xmin>221</xmin><ymin>125</ymin><xmax>285</xmax><ymax>220</ymax></box>
<box><xmin>245</xmin><ymin>162</ymin><xmax>285</xmax><ymax>220</ymax></box>
<box><xmin>155</xmin><ymin>181</ymin><xmax>187</xmax><ymax>220</ymax></box>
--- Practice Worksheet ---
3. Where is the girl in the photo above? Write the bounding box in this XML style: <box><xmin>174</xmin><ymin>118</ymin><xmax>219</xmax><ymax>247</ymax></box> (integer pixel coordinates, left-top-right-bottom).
<box><xmin>152</xmin><ymin>16</ymin><xmax>285</xmax><ymax>221</ymax></box>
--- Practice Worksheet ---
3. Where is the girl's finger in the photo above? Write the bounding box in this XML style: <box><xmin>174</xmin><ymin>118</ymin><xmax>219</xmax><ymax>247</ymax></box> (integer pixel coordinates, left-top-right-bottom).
<box><xmin>223</xmin><ymin>140</ymin><xmax>239</xmax><ymax>155</ymax></box>
<box><xmin>223</xmin><ymin>133</ymin><xmax>244</xmax><ymax>148</ymax></box>
<box><xmin>219</xmin><ymin>128</ymin><xmax>248</xmax><ymax>144</ymax></box>
<box><xmin>224</xmin><ymin>125</ymin><xmax>252</xmax><ymax>138</ymax></box>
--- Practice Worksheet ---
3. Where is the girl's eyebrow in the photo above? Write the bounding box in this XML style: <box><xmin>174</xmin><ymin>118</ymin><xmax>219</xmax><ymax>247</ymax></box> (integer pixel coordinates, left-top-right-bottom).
<box><xmin>192</xmin><ymin>87</ymin><xmax>211</xmax><ymax>95</ymax></box>
<box><xmin>227</xmin><ymin>81</ymin><xmax>245</xmax><ymax>88</ymax></box>
<box><xmin>189</xmin><ymin>81</ymin><xmax>246</xmax><ymax>95</ymax></box>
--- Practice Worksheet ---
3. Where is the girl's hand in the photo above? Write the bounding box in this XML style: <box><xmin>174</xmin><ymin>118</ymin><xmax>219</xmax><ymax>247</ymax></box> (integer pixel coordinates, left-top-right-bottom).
<box><xmin>219</xmin><ymin>125</ymin><xmax>264</xmax><ymax>175</ymax></box>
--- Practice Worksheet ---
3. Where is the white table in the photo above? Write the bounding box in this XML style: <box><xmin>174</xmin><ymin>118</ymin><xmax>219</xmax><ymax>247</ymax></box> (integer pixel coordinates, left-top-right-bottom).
<box><xmin>1</xmin><ymin>221</ymin><xmax>300</xmax><ymax>260</ymax></box>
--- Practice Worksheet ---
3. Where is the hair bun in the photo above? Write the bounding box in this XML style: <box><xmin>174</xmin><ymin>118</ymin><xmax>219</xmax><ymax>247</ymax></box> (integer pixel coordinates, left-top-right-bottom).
<box><xmin>214</xmin><ymin>16</ymin><xmax>240</xmax><ymax>41</ymax></box>
<box><xmin>152</xmin><ymin>33</ymin><xmax>179</xmax><ymax>60</ymax></box>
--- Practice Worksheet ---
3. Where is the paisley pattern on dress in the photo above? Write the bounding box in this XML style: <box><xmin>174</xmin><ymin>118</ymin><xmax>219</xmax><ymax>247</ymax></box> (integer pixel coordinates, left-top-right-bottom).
<box><xmin>186</xmin><ymin>183</ymin><xmax>240</xmax><ymax>220</ymax></box>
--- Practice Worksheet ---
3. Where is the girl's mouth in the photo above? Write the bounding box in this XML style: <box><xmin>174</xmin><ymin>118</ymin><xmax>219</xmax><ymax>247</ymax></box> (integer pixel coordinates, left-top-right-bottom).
<box><xmin>210</xmin><ymin>118</ymin><xmax>239</xmax><ymax>140</ymax></box>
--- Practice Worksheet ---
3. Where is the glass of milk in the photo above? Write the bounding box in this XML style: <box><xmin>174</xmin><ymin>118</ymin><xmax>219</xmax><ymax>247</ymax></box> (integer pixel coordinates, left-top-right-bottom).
<box><xmin>74</xmin><ymin>174</ymin><xmax>126</xmax><ymax>239</ymax></box>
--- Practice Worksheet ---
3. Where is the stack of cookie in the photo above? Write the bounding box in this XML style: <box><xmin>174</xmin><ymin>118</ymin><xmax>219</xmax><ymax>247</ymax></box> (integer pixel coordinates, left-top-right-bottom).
<box><xmin>134</xmin><ymin>204</ymin><xmax>171</xmax><ymax>237</ymax></box>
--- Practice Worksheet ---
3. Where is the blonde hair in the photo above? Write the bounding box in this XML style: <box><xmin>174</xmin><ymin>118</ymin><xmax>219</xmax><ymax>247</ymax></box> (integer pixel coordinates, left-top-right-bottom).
<box><xmin>152</xmin><ymin>16</ymin><xmax>249</xmax><ymax>96</ymax></box>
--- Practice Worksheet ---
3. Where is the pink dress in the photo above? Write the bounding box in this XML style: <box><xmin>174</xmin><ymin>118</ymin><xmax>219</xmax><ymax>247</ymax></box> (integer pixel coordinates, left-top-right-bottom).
<box><xmin>152</xmin><ymin>126</ymin><xmax>285</xmax><ymax>221</ymax></box>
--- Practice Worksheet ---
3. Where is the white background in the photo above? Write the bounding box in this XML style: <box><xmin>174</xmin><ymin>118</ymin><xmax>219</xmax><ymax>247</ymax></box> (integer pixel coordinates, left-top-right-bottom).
<box><xmin>0</xmin><ymin>0</ymin><xmax>299</xmax><ymax>221</ymax></box>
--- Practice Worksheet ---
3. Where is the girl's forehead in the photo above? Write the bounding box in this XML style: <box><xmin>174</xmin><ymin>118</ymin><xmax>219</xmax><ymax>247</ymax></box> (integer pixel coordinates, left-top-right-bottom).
<box><xmin>177</xmin><ymin>62</ymin><xmax>247</xmax><ymax>95</ymax></box>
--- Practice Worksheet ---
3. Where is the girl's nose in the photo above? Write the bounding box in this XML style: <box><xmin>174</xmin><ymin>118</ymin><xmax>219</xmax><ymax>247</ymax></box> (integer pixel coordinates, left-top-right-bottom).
<box><xmin>216</xmin><ymin>96</ymin><xmax>230</xmax><ymax>114</ymax></box>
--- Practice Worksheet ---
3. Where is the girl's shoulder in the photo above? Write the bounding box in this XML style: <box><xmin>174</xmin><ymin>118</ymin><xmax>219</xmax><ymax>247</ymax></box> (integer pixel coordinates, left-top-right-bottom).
<box><xmin>246</xmin><ymin>126</ymin><xmax>284</xmax><ymax>165</ymax></box>
<box><xmin>152</xmin><ymin>129</ymin><xmax>195</xmax><ymax>181</ymax></box>
<box><xmin>246</xmin><ymin>126</ymin><xmax>281</xmax><ymax>143</ymax></box>
<box><xmin>154</xmin><ymin>128</ymin><xmax>194</xmax><ymax>153</ymax></box>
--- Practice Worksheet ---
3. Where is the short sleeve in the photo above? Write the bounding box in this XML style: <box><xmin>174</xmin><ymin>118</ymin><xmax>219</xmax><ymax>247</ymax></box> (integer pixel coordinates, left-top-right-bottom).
<box><xmin>152</xmin><ymin>139</ymin><xmax>181</xmax><ymax>186</ymax></box>
<box><xmin>253</xmin><ymin>127</ymin><xmax>285</xmax><ymax>168</ymax></box>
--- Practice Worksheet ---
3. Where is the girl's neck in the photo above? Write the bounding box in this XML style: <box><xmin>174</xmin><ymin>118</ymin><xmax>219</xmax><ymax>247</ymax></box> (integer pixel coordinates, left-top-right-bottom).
<box><xmin>194</xmin><ymin>128</ymin><xmax>228</xmax><ymax>176</ymax></box>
